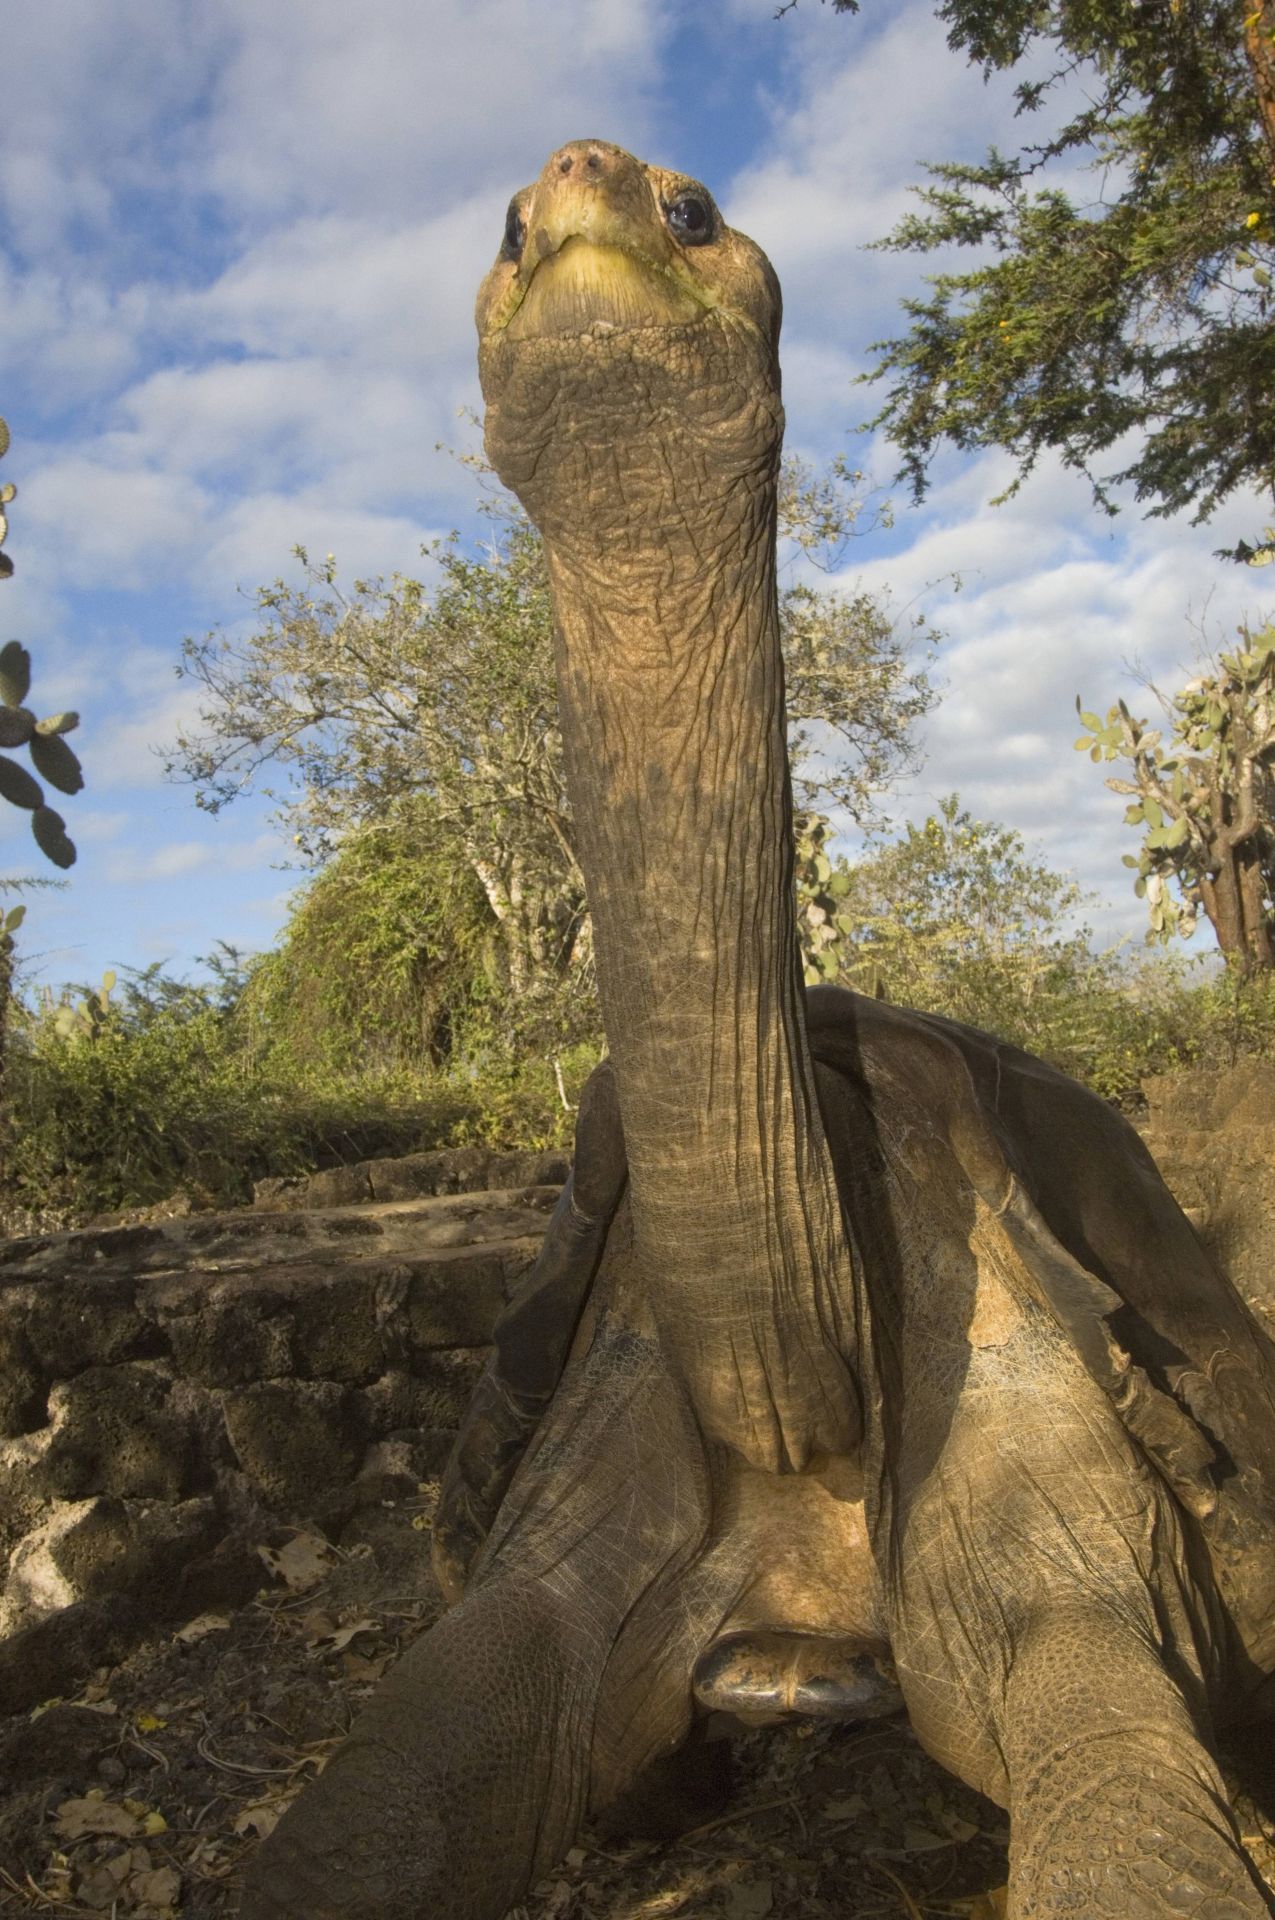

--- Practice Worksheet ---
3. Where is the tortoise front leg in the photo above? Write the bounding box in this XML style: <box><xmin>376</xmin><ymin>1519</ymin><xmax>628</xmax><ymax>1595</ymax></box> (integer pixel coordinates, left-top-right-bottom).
<box><xmin>1002</xmin><ymin>1606</ymin><xmax>1272</xmax><ymax>1917</ymax></box>
<box><xmin>433</xmin><ymin>1061</ymin><xmax>626</xmax><ymax>1600</ymax></box>
<box><xmin>245</xmin><ymin>1306</ymin><xmax>711</xmax><ymax>1920</ymax></box>
<box><xmin>240</xmin><ymin>1579</ymin><xmax>592</xmax><ymax>1920</ymax></box>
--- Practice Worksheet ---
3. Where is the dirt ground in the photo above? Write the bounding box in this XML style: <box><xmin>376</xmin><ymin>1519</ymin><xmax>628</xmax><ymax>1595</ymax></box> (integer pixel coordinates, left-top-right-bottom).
<box><xmin>0</xmin><ymin>1485</ymin><xmax>1272</xmax><ymax>1920</ymax></box>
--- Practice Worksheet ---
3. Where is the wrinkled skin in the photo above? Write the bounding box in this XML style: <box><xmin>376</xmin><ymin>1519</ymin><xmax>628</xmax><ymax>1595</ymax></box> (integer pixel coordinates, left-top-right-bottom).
<box><xmin>242</xmin><ymin>142</ymin><xmax>1275</xmax><ymax>1919</ymax></box>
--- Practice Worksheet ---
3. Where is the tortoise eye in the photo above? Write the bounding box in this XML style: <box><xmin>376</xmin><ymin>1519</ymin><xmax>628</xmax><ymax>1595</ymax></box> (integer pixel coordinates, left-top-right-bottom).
<box><xmin>665</xmin><ymin>194</ymin><xmax>714</xmax><ymax>245</ymax></box>
<box><xmin>502</xmin><ymin>200</ymin><xmax>526</xmax><ymax>261</ymax></box>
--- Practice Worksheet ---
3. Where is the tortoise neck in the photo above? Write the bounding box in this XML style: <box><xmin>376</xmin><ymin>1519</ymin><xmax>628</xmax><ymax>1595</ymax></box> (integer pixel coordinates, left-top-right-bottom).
<box><xmin>545</xmin><ymin>485</ymin><xmax>860</xmax><ymax>1472</ymax></box>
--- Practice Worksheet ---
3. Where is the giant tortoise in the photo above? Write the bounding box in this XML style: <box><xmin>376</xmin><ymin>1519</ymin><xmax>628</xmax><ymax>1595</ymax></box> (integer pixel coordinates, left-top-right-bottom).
<box><xmin>243</xmin><ymin>140</ymin><xmax>1275</xmax><ymax>1920</ymax></box>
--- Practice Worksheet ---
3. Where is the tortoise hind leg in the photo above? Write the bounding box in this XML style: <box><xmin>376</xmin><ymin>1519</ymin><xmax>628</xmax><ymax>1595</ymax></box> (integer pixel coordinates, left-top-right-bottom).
<box><xmin>1002</xmin><ymin>1605</ymin><xmax>1272</xmax><ymax>1916</ymax></box>
<box><xmin>432</xmin><ymin>1061</ymin><xmax>626</xmax><ymax>1602</ymax></box>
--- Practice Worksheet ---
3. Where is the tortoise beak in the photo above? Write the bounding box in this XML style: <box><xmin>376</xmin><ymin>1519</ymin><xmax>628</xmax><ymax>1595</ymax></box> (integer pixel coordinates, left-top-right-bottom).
<box><xmin>492</xmin><ymin>140</ymin><xmax>709</xmax><ymax>340</ymax></box>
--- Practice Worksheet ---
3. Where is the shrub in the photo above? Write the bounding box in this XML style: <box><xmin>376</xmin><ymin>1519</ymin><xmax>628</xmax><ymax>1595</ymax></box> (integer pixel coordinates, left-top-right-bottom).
<box><xmin>1</xmin><ymin>959</ymin><xmax>602</xmax><ymax>1232</ymax></box>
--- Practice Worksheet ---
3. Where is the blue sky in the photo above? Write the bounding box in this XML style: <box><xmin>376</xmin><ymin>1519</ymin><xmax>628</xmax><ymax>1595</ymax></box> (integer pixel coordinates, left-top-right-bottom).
<box><xmin>1</xmin><ymin>0</ymin><xmax>1267</xmax><ymax>993</ymax></box>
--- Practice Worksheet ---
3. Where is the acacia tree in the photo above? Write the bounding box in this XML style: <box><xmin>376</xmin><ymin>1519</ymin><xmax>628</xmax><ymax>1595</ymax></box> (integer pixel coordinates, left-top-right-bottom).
<box><xmin>1077</xmin><ymin>622</ymin><xmax>1275</xmax><ymax>973</ymax></box>
<box><xmin>173</xmin><ymin>517</ymin><xmax>580</xmax><ymax>1003</ymax></box>
<box><xmin>168</xmin><ymin>467</ymin><xmax>935</xmax><ymax>1011</ymax></box>
<box><xmin>830</xmin><ymin>0</ymin><xmax>1275</xmax><ymax>546</ymax></box>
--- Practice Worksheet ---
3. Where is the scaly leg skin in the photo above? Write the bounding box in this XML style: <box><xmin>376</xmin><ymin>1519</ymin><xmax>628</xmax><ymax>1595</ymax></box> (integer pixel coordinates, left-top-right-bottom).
<box><xmin>239</xmin><ymin>1581</ymin><xmax>592</xmax><ymax>1920</ymax></box>
<box><xmin>1002</xmin><ymin>1608</ymin><xmax>1274</xmax><ymax>1917</ymax></box>
<box><xmin>433</xmin><ymin>1061</ymin><xmax>627</xmax><ymax>1601</ymax></box>
<box><xmin>246</xmin><ymin>1310</ymin><xmax>710</xmax><ymax>1920</ymax></box>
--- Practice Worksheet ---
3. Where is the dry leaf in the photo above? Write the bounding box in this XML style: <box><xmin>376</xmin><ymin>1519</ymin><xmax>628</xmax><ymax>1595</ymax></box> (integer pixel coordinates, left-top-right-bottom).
<box><xmin>75</xmin><ymin>1843</ymin><xmax>151</xmax><ymax>1904</ymax></box>
<box><xmin>342</xmin><ymin>1650</ymin><xmax>392</xmax><ymax>1684</ymax></box>
<box><xmin>312</xmin><ymin>1616</ymin><xmax>380</xmax><ymax>1655</ymax></box>
<box><xmin>258</xmin><ymin>1532</ymin><xmax>336</xmax><ymax>1593</ymax></box>
<box><xmin>77</xmin><ymin>1851</ymin><xmax>135</xmax><ymax>1910</ymax></box>
<box><xmin>131</xmin><ymin>1863</ymin><xmax>182</xmax><ymax>1908</ymax></box>
<box><xmin>56</xmin><ymin>1796</ymin><xmax>139</xmax><ymax>1840</ymax></box>
<box><xmin>723</xmin><ymin>1878</ymin><xmax>773</xmax><ymax>1920</ymax></box>
<box><xmin>234</xmin><ymin>1801</ymin><xmax>283</xmax><ymax>1841</ymax></box>
<box><xmin>175</xmin><ymin>1613</ymin><xmax>232</xmax><ymax>1644</ymax></box>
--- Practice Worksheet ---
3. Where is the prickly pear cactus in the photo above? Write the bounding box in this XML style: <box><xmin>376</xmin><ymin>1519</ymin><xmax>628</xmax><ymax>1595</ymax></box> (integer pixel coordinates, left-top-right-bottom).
<box><xmin>0</xmin><ymin>903</ymin><xmax>25</xmax><ymax>965</ymax></box>
<box><xmin>0</xmin><ymin>417</ymin><xmax>82</xmax><ymax>869</ymax></box>
<box><xmin>794</xmin><ymin>810</ymin><xmax>856</xmax><ymax>986</ymax></box>
<box><xmin>48</xmin><ymin>969</ymin><xmax>116</xmax><ymax>1041</ymax></box>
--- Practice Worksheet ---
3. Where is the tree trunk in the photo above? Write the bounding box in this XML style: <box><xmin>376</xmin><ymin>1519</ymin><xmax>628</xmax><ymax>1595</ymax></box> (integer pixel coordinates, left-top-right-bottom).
<box><xmin>1243</xmin><ymin>0</ymin><xmax>1275</xmax><ymax>185</ymax></box>
<box><xmin>1238</xmin><ymin>837</ymin><xmax>1274</xmax><ymax>972</ymax></box>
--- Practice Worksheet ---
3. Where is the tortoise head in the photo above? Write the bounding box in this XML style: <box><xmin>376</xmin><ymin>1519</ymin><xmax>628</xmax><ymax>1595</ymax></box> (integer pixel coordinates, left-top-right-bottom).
<box><xmin>476</xmin><ymin>139</ymin><xmax>784</xmax><ymax>539</ymax></box>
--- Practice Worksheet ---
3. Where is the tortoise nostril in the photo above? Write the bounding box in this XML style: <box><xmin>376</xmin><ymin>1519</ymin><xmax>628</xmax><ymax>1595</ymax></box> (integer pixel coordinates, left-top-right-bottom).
<box><xmin>586</xmin><ymin>151</ymin><xmax>602</xmax><ymax>172</ymax></box>
<box><xmin>559</xmin><ymin>156</ymin><xmax>572</xmax><ymax>175</ymax></box>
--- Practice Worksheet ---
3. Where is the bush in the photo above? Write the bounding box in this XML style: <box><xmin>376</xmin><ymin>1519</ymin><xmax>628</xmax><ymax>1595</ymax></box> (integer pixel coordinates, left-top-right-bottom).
<box><xmin>1</xmin><ymin>960</ymin><xmax>602</xmax><ymax>1232</ymax></box>
<box><xmin>809</xmin><ymin>797</ymin><xmax>1275</xmax><ymax>1109</ymax></box>
<box><xmin>1032</xmin><ymin>956</ymin><xmax>1275</xmax><ymax>1109</ymax></box>
<box><xmin>242</xmin><ymin>808</ymin><xmax>501</xmax><ymax>1078</ymax></box>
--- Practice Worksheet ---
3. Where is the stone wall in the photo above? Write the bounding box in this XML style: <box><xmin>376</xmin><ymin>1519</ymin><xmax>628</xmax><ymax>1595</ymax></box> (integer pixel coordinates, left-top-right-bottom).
<box><xmin>0</xmin><ymin>1147</ymin><xmax>566</xmax><ymax>1711</ymax></box>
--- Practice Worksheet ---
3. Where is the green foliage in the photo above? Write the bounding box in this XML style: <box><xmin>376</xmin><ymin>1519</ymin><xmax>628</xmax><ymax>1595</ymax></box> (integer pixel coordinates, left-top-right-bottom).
<box><xmin>781</xmin><ymin>583</ymin><xmax>936</xmax><ymax>825</ymax></box>
<box><xmin>2</xmin><ymin>954</ymin><xmax>597</xmax><ymax>1230</ymax></box>
<box><xmin>830</xmin><ymin>796</ymin><xmax>1096</xmax><ymax>1024</ymax></box>
<box><xmin>1039</xmin><ymin>954</ymin><xmax>1275</xmax><ymax>1107</ymax></box>
<box><xmin>39</xmin><ymin>970</ymin><xmax>117</xmax><ymax>1042</ymax></box>
<box><xmin>244</xmin><ymin>805</ymin><xmax>507</xmax><ymax>1074</ymax></box>
<box><xmin>794</xmin><ymin>811</ymin><xmax>857</xmax><ymax>985</ymax></box>
<box><xmin>0</xmin><ymin>636</ymin><xmax>84</xmax><ymax>869</ymax></box>
<box><xmin>799</xmin><ymin>791</ymin><xmax>1275</xmax><ymax>1105</ymax></box>
<box><xmin>848</xmin><ymin>1</ymin><xmax>1275</xmax><ymax>541</ymax></box>
<box><xmin>0</xmin><ymin>903</ymin><xmax>25</xmax><ymax>966</ymax></box>
<box><xmin>7</xmin><ymin>973</ymin><xmax>289</xmax><ymax>1222</ymax></box>
<box><xmin>170</xmin><ymin>515</ymin><xmax>577</xmax><ymax>1006</ymax></box>
<box><xmin>1076</xmin><ymin>623</ymin><xmax>1275</xmax><ymax>969</ymax></box>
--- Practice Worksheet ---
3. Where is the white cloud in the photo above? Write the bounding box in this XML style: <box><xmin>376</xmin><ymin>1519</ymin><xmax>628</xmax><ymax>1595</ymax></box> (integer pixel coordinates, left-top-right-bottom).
<box><xmin>727</xmin><ymin>3</ymin><xmax>1016</xmax><ymax>334</ymax></box>
<box><xmin>196</xmin><ymin>0</ymin><xmax>666</xmax><ymax>219</ymax></box>
<box><xmin>69</xmin><ymin>810</ymin><xmax>128</xmax><ymax>845</ymax></box>
<box><xmin>21</xmin><ymin>457</ymin><xmax>213</xmax><ymax>590</ymax></box>
<box><xmin>80</xmin><ymin>677</ymin><xmax>208</xmax><ymax>793</ymax></box>
<box><xmin>105</xmin><ymin>828</ymin><xmax>283</xmax><ymax>885</ymax></box>
<box><xmin>197</xmin><ymin>493</ymin><xmax>445</xmax><ymax>600</ymax></box>
<box><xmin>179</xmin><ymin>205</ymin><xmax>489</xmax><ymax>372</ymax></box>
